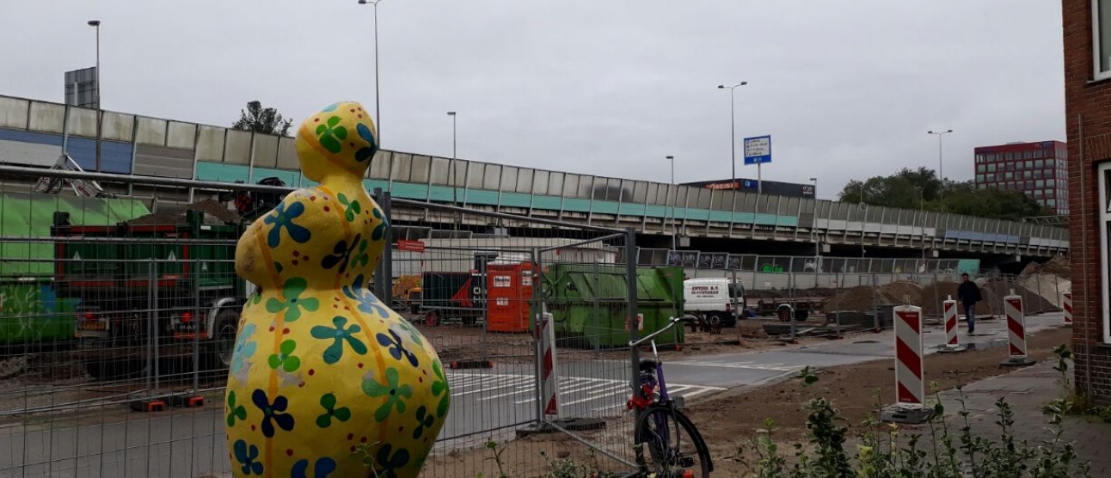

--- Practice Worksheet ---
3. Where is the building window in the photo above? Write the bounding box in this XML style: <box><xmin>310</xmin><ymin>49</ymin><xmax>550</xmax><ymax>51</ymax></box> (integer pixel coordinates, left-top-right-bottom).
<box><xmin>1036</xmin><ymin>179</ymin><xmax>1046</xmax><ymax>188</ymax></box>
<box><xmin>1035</xmin><ymin>159</ymin><xmax>1044</xmax><ymax>168</ymax></box>
<box><xmin>1096</xmin><ymin>0</ymin><xmax>1111</xmax><ymax>80</ymax></box>
<box><xmin>988</xmin><ymin>163</ymin><xmax>997</xmax><ymax>172</ymax></box>
<box><xmin>1027</xmin><ymin>180</ymin><xmax>1035</xmax><ymax>189</ymax></box>
<box><xmin>976</xmin><ymin>164</ymin><xmax>985</xmax><ymax>173</ymax></box>
<box><xmin>1034</xmin><ymin>170</ymin><xmax>1044</xmax><ymax>179</ymax></box>
<box><xmin>1005</xmin><ymin>172</ymin><xmax>1014</xmax><ymax>180</ymax></box>
<box><xmin>988</xmin><ymin>173</ymin><xmax>997</xmax><ymax>181</ymax></box>
<box><xmin>1098</xmin><ymin>162</ymin><xmax>1111</xmax><ymax>343</ymax></box>
<box><xmin>976</xmin><ymin>173</ymin><xmax>985</xmax><ymax>183</ymax></box>
<box><xmin>1048</xmin><ymin>178</ymin><xmax>1056</xmax><ymax>188</ymax></box>
<box><xmin>1011</xmin><ymin>161</ymin><xmax>1019</xmax><ymax>171</ymax></box>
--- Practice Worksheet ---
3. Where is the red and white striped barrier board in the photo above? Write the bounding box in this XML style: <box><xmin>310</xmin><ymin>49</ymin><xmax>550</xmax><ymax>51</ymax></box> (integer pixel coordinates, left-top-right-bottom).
<box><xmin>893</xmin><ymin>305</ymin><xmax>925</xmax><ymax>406</ymax></box>
<box><xmin>1005</xmin><ymin>295</ymin><xmax>1028</xmax><ymax>359</ymax></box>
<box><xmin>943</xmin><ymin>297</ymin><xmax>959</xmax><ymax>348</ymax></box>
<box><xmin>536</xmin><ymin>312</ymin><xmax>561</xmax><ymax>417</ymax></box>
<box><xmin>1063</xmin><ymin>292</ymin><xmax>1073</xmax><ymax>325</ymax></box>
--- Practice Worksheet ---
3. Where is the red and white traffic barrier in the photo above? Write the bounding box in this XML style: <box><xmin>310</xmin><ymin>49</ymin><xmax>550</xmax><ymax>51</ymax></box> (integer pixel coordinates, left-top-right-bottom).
<box><xmin>536</xmin><ymin>312</ymin><xmax>561</xmax><ymax>417</ymax></box>
<box><xmin>1063</xmin><ymin>292</ymin><xmax>1073</xmax><ymax>325</ymax></box>
<box><xmin>893</xmin><ymin>305</ymin><xmax>925</xmax><ymax>407</ymax></box>
<box><xmin>939</xmin><ymin>296</ymin><xmax>965</xmax><ymax>352</ymax></box>
<box><xmin>1001</xmin><ymin>292</ymin><xmax>1035</xmax><ymax>366</ymax></box>
<box><xmin>882</xmin><ymin>305</ymin><xmax>933</xmax><ymax>423</ymax></box>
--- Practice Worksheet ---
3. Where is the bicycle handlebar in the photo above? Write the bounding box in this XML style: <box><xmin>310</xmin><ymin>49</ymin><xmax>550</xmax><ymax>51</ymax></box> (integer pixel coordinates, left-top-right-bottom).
<box><xmin>628</xmin><ymin>316</ymin><xmax>689</xmax><ymax>347</ymax></box>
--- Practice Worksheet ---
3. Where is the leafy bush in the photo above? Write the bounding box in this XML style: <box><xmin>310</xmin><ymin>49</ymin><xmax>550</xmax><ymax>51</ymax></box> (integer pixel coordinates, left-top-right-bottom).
<box><xmin>733</xmin><ymin>366</ymin><xmax>1092</xmax><ymax>478</ymax></box>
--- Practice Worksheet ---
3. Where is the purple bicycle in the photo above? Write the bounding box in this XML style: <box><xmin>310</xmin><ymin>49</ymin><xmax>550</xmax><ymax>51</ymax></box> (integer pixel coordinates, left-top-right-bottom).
<box><xmin>627</xmin><ymin>316</ymin><xmax>712</xmax><ymax>478</ymax></box>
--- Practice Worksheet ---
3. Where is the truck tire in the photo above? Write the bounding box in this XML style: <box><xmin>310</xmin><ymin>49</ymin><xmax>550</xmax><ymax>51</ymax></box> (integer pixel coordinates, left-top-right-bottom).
<box><xmin>207</xmin><ymin>309</ymin><xmax>240</xmax><ymax>371</ymax></box>
<box><xmin>84</xmin><ymin>358</ymin><xmax>145</xmax><ymax>381</ymax></box>
<box><xmin>719</xmin><ymin>312</ymin><xmax>737</xmax><ymax>328</ymax></box>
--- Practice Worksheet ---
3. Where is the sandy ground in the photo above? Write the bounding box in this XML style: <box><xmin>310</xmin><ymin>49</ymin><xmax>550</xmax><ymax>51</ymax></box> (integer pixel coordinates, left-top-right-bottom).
<box><xmin>680</xmin><ymin>326</ymin><xmax>1074</xmax><ymax>476</ymax></box>
<box><xmin>423</xmin><ymin>326</ymin><xmax>1074</xmax><ymax>478</ymax></box>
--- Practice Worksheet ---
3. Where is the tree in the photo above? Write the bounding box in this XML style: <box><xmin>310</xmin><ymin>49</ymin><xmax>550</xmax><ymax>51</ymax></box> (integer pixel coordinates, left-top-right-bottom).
<box><xmin>837</xmin><ymin>168</ymin><xmax>1050</xmax><ymax>220</ymax></box>
<box><xmin>232</xmin><ymin>101</ymin><xmax>292</xmax><ymax>136</ymax></box>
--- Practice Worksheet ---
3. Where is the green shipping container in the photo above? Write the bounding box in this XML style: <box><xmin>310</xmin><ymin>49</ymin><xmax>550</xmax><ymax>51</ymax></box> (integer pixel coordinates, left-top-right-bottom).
<box><xmin>539</xmin><ymin>264</ymin><xmax>684</xmax><ymax>349</ymax></box>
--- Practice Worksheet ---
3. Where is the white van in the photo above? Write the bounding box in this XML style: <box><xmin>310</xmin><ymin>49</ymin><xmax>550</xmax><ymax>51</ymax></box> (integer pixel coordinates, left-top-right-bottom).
<box><xmin>683</xmin><ymin>278</ymin><xmax>746</xmax><ymax>327</ymax></box>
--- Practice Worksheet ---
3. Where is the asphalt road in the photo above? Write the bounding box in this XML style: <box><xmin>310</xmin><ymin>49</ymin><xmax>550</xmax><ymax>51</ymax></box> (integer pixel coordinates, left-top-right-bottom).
<box><xmin>0</xmin><ymin>312</ymin><xmax>1066</xmax><ymax>477</ymax></box>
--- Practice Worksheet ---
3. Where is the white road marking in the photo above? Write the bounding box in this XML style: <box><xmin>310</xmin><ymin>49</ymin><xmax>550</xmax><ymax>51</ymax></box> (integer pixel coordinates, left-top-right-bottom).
<box><xmin>674</xmin><ymin>360</ymin><xmax>806</xmax><ymax>372</ymax></box>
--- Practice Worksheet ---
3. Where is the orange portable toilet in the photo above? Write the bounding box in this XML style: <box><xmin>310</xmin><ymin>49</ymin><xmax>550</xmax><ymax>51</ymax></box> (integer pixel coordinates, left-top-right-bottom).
<box><xmin>485</xmin><ymin>262</ymin><xmax>534</xmax><ymax>332</ymax></box>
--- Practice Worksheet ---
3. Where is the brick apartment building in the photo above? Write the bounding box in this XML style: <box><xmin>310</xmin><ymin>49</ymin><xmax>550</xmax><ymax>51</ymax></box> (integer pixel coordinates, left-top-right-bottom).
<box><xmin>973</xmin><ymin>141</ymin><xmax>1068</xmax><ymax>215</ymax></box>
<box><xmin>1064</xmin><ymin>0</ymin><xmax>1111</xmax><ymax>405</ymax></box>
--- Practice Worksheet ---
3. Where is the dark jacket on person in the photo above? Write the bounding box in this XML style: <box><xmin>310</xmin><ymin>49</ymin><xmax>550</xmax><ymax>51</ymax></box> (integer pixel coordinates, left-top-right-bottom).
<box><xmin>957</xmin><ymin>281</ymin><xmax>982</xmax><ymax>305</ymax></box>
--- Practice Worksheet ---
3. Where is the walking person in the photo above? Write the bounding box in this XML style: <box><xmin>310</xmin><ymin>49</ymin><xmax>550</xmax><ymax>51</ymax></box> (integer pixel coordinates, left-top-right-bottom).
<box><xmin>956</xmin><ymin>273</ymin><xmax>982</xmax><ymax>334</ymax></box>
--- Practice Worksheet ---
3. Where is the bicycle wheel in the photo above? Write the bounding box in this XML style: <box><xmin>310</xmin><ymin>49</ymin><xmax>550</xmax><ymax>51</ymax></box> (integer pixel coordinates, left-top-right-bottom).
<box><xmin>634</xmin><ymin>404</ymin><xmax>713</xmax><ymax>478</ymax></box>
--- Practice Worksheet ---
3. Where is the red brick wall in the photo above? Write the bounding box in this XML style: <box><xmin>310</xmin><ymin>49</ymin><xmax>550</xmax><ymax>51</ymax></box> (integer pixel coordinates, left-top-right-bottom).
<box><xmin>1064</xmin><ymin>0</ymin><xmax>1111</xmax><ymax>406</ymax></box>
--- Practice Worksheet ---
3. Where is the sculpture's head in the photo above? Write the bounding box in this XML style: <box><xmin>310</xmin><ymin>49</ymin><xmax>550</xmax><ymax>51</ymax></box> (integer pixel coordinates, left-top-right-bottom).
<box><xmin>295</xmin><ymin>101</ymin><xmax>378</xmax><ymax>183</ymax></box>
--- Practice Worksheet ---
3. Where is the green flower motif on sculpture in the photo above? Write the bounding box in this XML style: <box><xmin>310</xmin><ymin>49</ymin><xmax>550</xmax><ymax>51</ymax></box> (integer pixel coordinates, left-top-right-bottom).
<box><xmin>361</xmin><ymin>367</ymin><xmax>413</xmax><ymax>422</ymax></box>
<box><xmin>226</xmin><ymin>391</ymin><xmax>248</xmax><ymax>427</ymax></box>
<box><xmin>338</xmin><ymin>193</ymin><xmax>362</xmax><ymax>222</ymax></box>
<box><xmin>266</xmin><ymin>277</ymin><xmax>319</xmax><ymax>323</ymax></box>
<box><xmin>371</xmin><ymin>444</ymin><xmax>410</xmax><ymax>478</ymax></box>
<box><xmin>267</xmin><ymin>339</ymin><xmax>302</xmax><ymax>373</ymax></box>
<box><xmin>392</xmin><ymin>320</ymin><xmax>424</xmax><ymax>348</ymax></box>
<box><xmin>431</xmin><ymin>359</ymin><xmax>450</xmax><ymax>418</ymax></box>
<box><xmin>310</xmin><ymin>316</ymin><xmax>368</xmax><ymax>365</ymax></box>
<box><xmin>412</xmin><ymin>406</ymin><xmax>435</xmax><ymax>439</ymax></box>
<box><xmin>315</xmin><ymin>116</ymin><xmax>348</xmax><ymax>154</ymax></box>
<box><xmin>315</xmin><ymin>393</ymin><xmax>351</xmax><ymax>428</ymax></box>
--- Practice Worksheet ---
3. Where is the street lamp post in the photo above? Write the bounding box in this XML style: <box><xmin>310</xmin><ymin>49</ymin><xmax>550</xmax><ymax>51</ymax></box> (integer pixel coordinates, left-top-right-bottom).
<box><xmin>447</xmin><ymin>111</ymin><xmax>457</xmax><ymax>205</ymax></box>
<box><xmin>717</xmin><ymin>82</ymin><xmax>747</xmax><ymax>191</ymax></box>
<box><xmin>358</xmin><ymin>0</ymin><xmax>385</xmax><ymax>143</ymax></box>
<box><xmin>88</xmin><ymin>20</ymin><xmax>101</xmax><ymax>172</ymax></box>
<box><xmin>667</xmin><ymin>155</ymin><xmax>676</xmax><ymax>250</ymax></box>
<box><xmin>810</xmin><ymin>177</ymin><xmax>819</xmax><ymax>258</ymax></box>
<box><xmin>927</xmin><ymin>129</ymin><xmax>953</xmax><ymax>188</ymax></box>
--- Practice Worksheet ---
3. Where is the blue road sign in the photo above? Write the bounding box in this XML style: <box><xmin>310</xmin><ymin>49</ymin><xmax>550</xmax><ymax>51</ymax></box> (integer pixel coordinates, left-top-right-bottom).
<box><xmin>743</xmin><ymin>135</ymin><xmax>772</xmax><ymax>165</ymax></box>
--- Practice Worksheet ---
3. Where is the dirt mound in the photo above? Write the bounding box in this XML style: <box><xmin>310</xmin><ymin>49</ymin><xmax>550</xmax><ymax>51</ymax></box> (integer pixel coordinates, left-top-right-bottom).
<box><xmin>126</xmin><ymin>200</ymin><xmax>240</xmax><ymax>226</ymax></box>
<box><xmin>978</xmin><ymin>279</ymin><xmax>1059</xmax><ymax>316</ymax></box>
<box><xmin>920</xmin><ymin>281</ymin><xmax>961</xmax><ymax>316</ymax></box>
<box><xmin>1020</xmin><ymin>255</ymin><xmax>1071</xmax><ymax>279</ymax></box>
<box><xmin>825</xmin><ymin>281</ymin><xmax>923</xmax><ymax>312</ymax></box>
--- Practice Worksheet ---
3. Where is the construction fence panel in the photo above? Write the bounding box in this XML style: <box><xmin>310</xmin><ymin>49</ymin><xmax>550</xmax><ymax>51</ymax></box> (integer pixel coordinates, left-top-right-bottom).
<box><xmin>0</xmin><ymin>170</ymin><xmax>646</xmax><ymax>478</ymax></box>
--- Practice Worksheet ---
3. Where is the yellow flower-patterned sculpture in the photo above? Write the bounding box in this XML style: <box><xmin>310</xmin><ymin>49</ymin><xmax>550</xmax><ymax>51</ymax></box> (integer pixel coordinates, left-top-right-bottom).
<box><xmin>226</xmin><ymin>102</ymin><xmax>449</xmax><ymax>478</ymax></box>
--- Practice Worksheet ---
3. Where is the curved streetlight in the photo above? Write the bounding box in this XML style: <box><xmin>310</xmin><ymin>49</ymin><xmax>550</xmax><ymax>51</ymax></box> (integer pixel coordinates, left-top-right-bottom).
<box><xmin>447</xmin><ymin>111</ymin><xmax>457</xmax><ymax>205</ymax></box>
<box><xmin>718</xmin><ymin>81</ymin><xmax>748</xmax><ymax>192</ymax></box>
<box><xmin>666</xmin><ymin>155</ymin><xmax>676</xmax><ymax>250</ymax></box>
<box><xmin>358</xmin><ymin>0</ymin><xmax>385</xmax><ymax>144</ymax></box>
<box><xmin>927</xmin><ymin>129</ymin><xmax>954</xmax><ymax>185</ymax></box>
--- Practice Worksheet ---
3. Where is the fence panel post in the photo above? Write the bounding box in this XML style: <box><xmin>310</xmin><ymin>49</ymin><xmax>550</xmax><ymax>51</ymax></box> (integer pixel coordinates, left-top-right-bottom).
<box><xmin>625</xmin><ymin>228</ymin><xmax>640</xmax><ymax>393</ymax></box>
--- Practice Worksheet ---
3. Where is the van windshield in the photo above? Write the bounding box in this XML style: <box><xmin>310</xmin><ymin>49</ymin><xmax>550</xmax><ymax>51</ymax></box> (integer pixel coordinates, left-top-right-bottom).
<box><xmin>728</xmin><ymin>283</ymin><xmax>744</xmax><ymax>298</ymax></box>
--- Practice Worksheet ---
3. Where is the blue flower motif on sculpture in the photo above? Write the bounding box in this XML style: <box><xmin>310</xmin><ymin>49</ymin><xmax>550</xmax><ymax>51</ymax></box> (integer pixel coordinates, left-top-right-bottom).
<box><xmin>377</xmin><ymin>329</ymin><xmax>419</xmax><ymax>368</ymax></box>
<box><xmin>251</xmin><ymin>389</ymin><xmax>296</xmax><ymax>438</ymax></box>
<box><xmin>343</xmin><ymin>274</ymin><xmax>390</xmax><ymax>318</ymax></box>
<box><xmin>370</xmin><ymin>207</ymin><xmax>388</xmax><ymax>241</ymax></box>
<box><xmin>355</xmin><ymin>123</ymin><xmax>377</xmax><ymax>162</ymax></box>
<box><xmin>292</xmin><ymin>457</ymin><xmax>337</xmax><ymax>478</ymax></box>
<box><xmin>233</xmin><ymin>439</ymin><xmax>264</xmax><ymax>476</ymax></box>
<box><xmin>264</xmin><ymin>201</ymin><xmax>312</xmax><ymax>248</ymax></box>
<box><xmin>230</xmin><ymin>324</ymin><xmax>257</xmax><ymax>379</ymax></box>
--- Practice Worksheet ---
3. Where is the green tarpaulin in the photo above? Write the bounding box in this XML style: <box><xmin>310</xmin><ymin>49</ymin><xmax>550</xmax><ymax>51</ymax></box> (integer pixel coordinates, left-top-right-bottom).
<box><xmin>0</xmin><ymin>193</ymin><xmax>151</xmax><ymax>276</ymax></box>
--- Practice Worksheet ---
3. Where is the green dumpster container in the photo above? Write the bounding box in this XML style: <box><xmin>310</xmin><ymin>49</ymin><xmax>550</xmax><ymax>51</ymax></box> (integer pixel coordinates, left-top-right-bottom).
<box><xmin>539</xmin><ymin>264</ymin><xmax>684</xmax><ymax>349</ymax></box>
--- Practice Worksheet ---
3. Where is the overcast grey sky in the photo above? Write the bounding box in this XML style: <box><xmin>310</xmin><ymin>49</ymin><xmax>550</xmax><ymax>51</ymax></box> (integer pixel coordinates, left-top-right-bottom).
<box><xmin>1</xmin><ymin>0</ymin><xmax>1065</xmax><ymax>199</ymax></box>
